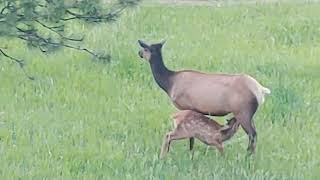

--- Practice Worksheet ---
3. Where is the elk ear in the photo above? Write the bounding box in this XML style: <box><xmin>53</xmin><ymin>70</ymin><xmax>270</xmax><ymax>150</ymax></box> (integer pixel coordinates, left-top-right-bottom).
<box><xmin>159</xmin><ymin>40</ymin><xmax>166</xmax><ymax>47</ymax></box>
<box><xmin>138</xmin><ymin>40</ymin><xmax>149</xmax><ymax>49</ymax></box>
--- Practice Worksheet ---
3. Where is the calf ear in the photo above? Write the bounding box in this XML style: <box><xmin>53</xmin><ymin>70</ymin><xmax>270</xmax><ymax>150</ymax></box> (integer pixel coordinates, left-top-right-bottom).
<box><xmin>138</xmin><ymin>40</ymin><xmax>149</xmax><ymax>48</ymax></box>
<box><xmin>219</xmin><ymin>125</ymin><xmax>231</xmax><ymax>133</ymax></box>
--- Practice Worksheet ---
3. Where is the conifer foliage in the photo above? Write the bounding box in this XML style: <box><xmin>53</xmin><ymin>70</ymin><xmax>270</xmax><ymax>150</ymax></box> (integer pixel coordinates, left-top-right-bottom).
<box><xmin>0</xmin><ymin>0</ymin><xmax>139</xmax><ymax>79</ymax></box>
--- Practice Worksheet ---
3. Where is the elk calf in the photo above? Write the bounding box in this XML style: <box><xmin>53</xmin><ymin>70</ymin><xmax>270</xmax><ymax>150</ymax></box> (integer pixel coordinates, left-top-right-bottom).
<box><xmin>160</xmin><ymin>110</ymin><xmax>240</xmax><ymax>159</ymax></box>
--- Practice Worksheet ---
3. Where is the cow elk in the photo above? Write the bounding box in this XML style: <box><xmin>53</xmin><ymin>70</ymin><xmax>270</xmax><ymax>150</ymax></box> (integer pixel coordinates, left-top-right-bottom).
<box><xmin>138</xmin><ymin>40</ymin><xmax>270</xmax><ymax>154</ymax></box>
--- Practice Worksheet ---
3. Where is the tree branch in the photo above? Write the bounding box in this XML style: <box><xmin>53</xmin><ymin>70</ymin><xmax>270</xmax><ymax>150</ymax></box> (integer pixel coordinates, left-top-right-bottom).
<box><xmin>35</xmin><ymin>19</ymin><xmax>84</xmax><ymax>42</ymax></box>
<box><xmin>16</xmin><ymin>27</ymin><xmax>107</xmax><ymax>60</ymax></box>
<box><xmin>0</xmin><ymin>48</ymin><xmax>34</xmax><ymax>80</ymax></box>
<box><xmin>0</xmin><ymin>0</ymin><xmax>139</xmax><ymax>79</ymax></box>
<box><xmin>63</xmin><ymin>10</ymin><xmax>117</xmax><ymax>22</ymax></box>
<box><xmin>0</xmin><ymin>2</ymin><xmax>10</xmax><ymax>14</ymax></box>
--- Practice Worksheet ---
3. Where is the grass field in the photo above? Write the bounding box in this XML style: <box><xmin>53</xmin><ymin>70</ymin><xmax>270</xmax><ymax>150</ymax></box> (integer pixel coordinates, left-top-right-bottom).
<box><xmin>1</xmin><ymin>2</ymin><xmax>320</xmax><ymax>179</ymax></box>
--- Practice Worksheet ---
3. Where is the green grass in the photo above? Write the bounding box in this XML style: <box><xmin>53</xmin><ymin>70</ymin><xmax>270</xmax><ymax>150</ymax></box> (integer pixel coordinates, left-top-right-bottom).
<box><xmin>1</xmin><ymin>2</ymin><xmax>320</xmax><ymax>179</ymax></box>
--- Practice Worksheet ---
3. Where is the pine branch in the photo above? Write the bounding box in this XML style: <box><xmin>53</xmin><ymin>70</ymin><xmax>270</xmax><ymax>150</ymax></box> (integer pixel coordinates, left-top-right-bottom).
<box><xmin>0</xmin><ymin>0</ymin><xmax>140</xmax><ymax>79</ymax></box>
<box><xmin>0</xmin><ymin>48</ymin><xmax>34</xmax><ymax>80</ymax></box>
<box><xmin>35</xmin><ymin>19</ymin><xmax>84</xmax><ymax>42</ymax></box>
<box><xmin>16</xmin><ymin>27</ymin><xmax>108</xmax><ymax>60</ymax></box>
<box><xmin>63</xmin><ymin>10</ymin><xmax>120</xmax><ymax>22</ymax></box>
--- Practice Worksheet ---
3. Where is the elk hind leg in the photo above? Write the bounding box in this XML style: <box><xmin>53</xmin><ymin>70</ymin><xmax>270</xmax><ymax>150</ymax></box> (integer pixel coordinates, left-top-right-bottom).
<box><xmin>236</xmin><ymin>112</ymin><xmax>257</xmax><ymax>154</ymax></box>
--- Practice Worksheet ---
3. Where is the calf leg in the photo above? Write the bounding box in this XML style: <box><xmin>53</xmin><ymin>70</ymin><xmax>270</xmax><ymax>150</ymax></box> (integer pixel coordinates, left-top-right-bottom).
<box><xmin>189</xmin><ymin>137</ymin><xmax>195</xmax><ymax>159</ymax></box>
<box><xmin>160</xmin><ymin>132</ymin><xmax>171</xmax><ymax>159</ymax></box>
<box><xmin>208</xmin><ymin>140</ymin><xmax>224</xmax><ymax>155</ymax></box>
<box><xmin>189</xmin><ymin>137</ymin><xmax>195</xmax><ymax>151</ymax></box>
<box><xmin>160</xmin><ymin>129</ymin><xmax>190</xmax><ymax>159</ymax></box>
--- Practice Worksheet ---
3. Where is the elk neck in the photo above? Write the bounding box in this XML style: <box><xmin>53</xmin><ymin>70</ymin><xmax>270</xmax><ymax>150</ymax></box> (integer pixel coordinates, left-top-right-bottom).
<box><xmin>149</xmin><ymin>51</ymin><xmax>174</xmax><ymax>93</ymax></box>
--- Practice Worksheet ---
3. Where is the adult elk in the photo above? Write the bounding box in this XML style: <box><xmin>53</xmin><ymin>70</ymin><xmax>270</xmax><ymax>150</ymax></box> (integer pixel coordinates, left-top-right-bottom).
<box><xmin>137</xmin><ymin>40</ymin><xmax>270</xmax><ymax>154</ymax></box>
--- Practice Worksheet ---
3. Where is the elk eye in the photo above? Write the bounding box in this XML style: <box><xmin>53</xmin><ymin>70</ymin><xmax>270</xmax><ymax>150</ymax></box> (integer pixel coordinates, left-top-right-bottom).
<box><xmin>145</xmin><ymin>48</ymin><xmax>152</xmax><ymax>53</ymax></box>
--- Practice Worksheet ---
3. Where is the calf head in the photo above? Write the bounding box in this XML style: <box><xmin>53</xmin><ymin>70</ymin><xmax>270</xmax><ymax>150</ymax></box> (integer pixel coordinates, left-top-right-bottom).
<box><xmin>138</xmin><ymin>40</ymin><xmax>166</xmax><ymax>61</ymax></box>
<box><xmin>226</xmin><ymin>117</ymin><xmax>238</xmax><ymax>127</ymax></box>
<box><xmin>220</xmin><ymin>117</ymin><xmax>239</xmax><ymax>133</ymax></box>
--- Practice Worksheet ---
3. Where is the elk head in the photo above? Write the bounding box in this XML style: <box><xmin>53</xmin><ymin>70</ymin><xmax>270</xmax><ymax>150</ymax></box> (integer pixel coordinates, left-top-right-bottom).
<box><xmin>138</xmin><ymin>40</ymin><xmax>166</xmax><ymax>61</ymax></box>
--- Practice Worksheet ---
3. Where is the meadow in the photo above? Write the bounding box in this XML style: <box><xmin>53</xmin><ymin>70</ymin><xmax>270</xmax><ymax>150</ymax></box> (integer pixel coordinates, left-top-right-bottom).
<box><xmin>0</xmin><ymin>1</ymin><xmax>320</xmax><ymax>179</ymax></box>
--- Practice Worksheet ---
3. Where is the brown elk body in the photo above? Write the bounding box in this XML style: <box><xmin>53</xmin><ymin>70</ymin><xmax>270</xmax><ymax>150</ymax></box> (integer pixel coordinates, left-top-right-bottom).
<box><xmin>160</xmin><ymin>110</ymin><xmax>240</xmax><ymax>158</ymax></box>
<box><xmin>138</xmin><ymin>40</ymin><xmax>270</xmax><ymax>154</ymax></box>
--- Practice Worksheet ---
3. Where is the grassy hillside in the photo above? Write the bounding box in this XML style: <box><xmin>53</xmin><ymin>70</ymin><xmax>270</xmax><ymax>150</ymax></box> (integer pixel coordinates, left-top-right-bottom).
<box><xmin>0</xmin><ymin>2</ymin><xmax>320</xmax><ymax>179</ymax></box>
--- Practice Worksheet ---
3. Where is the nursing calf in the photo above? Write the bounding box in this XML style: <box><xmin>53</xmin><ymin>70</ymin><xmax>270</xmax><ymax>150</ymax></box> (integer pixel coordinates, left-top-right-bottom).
<box><xmin>160</xmin><ymin>110</ymin><xmax>240</xmax><ymax>159</ymax></box>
